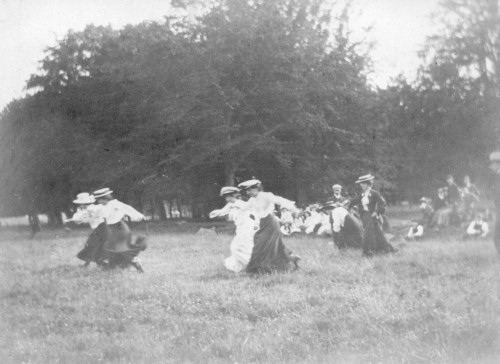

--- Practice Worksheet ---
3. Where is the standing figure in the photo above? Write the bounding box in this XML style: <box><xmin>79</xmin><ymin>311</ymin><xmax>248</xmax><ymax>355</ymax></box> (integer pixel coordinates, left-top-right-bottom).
<box><xmin>350</xmin><ymin>174</ymin><xmax>396</xmax><ymax>257</ymax></box>
<box><xmin>28</xmin><ymin>210</ymin><xmax>41</xmax><ymax>239</ymax></box>
<box><xmin>489</xmin><ymin>151</ymin><xmax>500</xmax><ymax>255</ymax></box>
<box><xmin>93</xmin><ymin>188</ymin><xmax>147</xmax><ymax>272</ymax></box>
<box><xmin>238</xmin><ymin>179</ymin><xmax>300</xmax><ymax>273</ymax></box>
<box><xmin>209</xmin><ymin>187</ymin><xmax>255</xmax><ymax>273</ymax></box>
<box><xmin>67</xmin><ymin>193</ymin><xmax>106</xmax><ymax>266</ymax></box>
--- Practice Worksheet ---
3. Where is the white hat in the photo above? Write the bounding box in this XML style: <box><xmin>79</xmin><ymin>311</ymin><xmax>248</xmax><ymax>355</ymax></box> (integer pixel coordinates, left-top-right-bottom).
<box><xmin>490</xmin><ymin>151</ymin><xmax>500</xmax><ymax>162</ymax></box>
<box><xmin>93</xmin><ymin>188</ymin><xmax>113</xmax><ymax>199</ymax></box>
<box><xmin>73</xmin><ymin>193</ymin><xmax>95</xmax><ymax>204</ymax></box>
<box><xmin>220</xmin><ymin>187</ymin><xmax>239</xmax><ymax>196</ymax></box>
<box><xmin>332</xmin><ymin>184</ymin><xmax>342</xmax><ymax>190</ymax></box>
<box><xmin>355</xmin><ymin>174</ymin><xmax>375</xmax><ymax>184</ymax></box>
<box><xmin>238</xmin><ymin>179</ymin><xmax>261</xmax><ymax>190</ymax></box>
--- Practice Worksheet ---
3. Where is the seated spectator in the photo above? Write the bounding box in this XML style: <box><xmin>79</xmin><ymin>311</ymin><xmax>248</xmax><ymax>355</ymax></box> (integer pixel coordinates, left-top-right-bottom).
<box><xmin>321</xmin><ymin>202</ymin><xmax>363</xmax><ymax>250</ymax></box>
<box><xmin>419</xmin><ymin>197</ymin><xmax>434</xmax><ymax>226</ymax></box>
<box><xmin>316</xmin><ymin>210</ymin><xmax>333</xmax><ymax>236</ymax></box>
<box><xmin>445</xmin><ymin>175</ymin><xmax>462</xmax><ymax>225</ymax></box>
<box><xmin>304</xmin><ymin>206</ymin><xmax>322</xmax><ymax>234</ymax></box>
<box><xmin>280</xmin><ymin>207</ymin><xmax>294</xmax><ymax>236</ymax></box>
<box><xmin>432</xmin><ymin>188</ymin><xmax>452</xmax><ymax>228</ymax></box>
<box><xmin>462</xmin><ymin>175</ymin><xmax>480</xmax><ymax>220</ymax></box>
<box><xmin>330</xmin><ymin>184</ymin><xmax>347</xmax><ymax>207</ymax></box>
<box><xmin>405</xmin><ymin>220</ymin><xmax>424</xmax><ymax>241</ymax></box>
<box><xmin>463</xmin><ymin>213</ymin><xmax>489</xmax><ymax>240</ymax></box>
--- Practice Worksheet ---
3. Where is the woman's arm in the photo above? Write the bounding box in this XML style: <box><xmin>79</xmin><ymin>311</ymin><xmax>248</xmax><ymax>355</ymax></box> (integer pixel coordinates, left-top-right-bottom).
<box><xmin>269</xmin><ymin>193</ymin><xmax>298</xmax><ymax>213</ymax></box>
<box><xmin>209</xmin><ymin>203</ymin><xmax>233</xmax><ymax>218</ymax></box>
<box><xmin>481</xmin><ymin>222</ymin><xmax>489</xmax><ymax>237</ymax></box>
<box><xmin>373</xmin><ymin>191</ymin><xmax>387</xmax><ymax>215</ymax></box>
<box><xmin>466</xmin><ymin>221</ymin><xmax>476</xmax><ymax>235</ymax></box>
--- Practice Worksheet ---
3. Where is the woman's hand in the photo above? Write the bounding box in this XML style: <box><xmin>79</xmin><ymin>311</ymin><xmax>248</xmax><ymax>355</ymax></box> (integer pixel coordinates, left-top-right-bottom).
<box><xmin>209</xmin><ymin>210</ymin><xmax>220</xmax><ymax>219</ymax></box>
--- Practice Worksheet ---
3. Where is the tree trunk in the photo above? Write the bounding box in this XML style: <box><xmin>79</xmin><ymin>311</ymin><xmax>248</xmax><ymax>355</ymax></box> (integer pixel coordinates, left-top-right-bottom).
<box><xmin>156</xmin><ymin>198</ymin><xmax>167</xmax><ymax>221</ymax></box>
<box><xmin>177</xmin><ymin>201</ymin><xmax>183</xmax><ymax>219</ymax></box>
<box><xmin>224</xmin><ymin>161</ymin><xmax>237</xmax><ymax>186</ymax></box>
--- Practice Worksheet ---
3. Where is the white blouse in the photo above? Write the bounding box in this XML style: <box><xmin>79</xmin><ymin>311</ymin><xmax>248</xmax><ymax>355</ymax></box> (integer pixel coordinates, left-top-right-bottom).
<box><xmin>100</xmin><ymin>199</ymin><xmax>145</xmax><ymax>225</ymax></box>
<box><xmin>331</xmin><ymin>207</ymin><xmax>349</xmax><ymax>233</ymax></box>
<box><xmin>247</xmin><ymin>192</ymin><xmax>297</xmax><ymax>219</ymax></box>
<box><xmin>70</xmin><ymin>205</ymin><xmax>105</xmax><ymax>229</ymax></box>
<box><xmin>209</xmin><ymin>200</ymin><xmax>250</xmax><ymax>227</ymax></box>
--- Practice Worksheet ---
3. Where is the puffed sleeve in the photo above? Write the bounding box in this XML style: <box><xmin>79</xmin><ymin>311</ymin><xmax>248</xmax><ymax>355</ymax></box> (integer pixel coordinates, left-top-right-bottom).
<box><xmin>117</xmin><ymin>201</ymin><xmax>145</xmax><ymax>221</ymax></box>
<box><xmin>268</xmin><ymin>193</ymin><xmax>298</xmax><ymax>213</ymax></box>
<box><xmin>209</xmin><ymin>203</ymin><xmax>233</xmax><ymax>218</ymax></box>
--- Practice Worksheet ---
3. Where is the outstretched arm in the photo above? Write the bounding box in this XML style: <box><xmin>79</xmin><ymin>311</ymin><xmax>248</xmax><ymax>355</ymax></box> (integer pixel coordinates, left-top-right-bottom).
<box><xmin>269</xmin><ymin>193</ymin><xmax>298</xmax><ymax>213</ymax></box>
<box><xmin>116</xmin><ymin>201</ymin><xmax>145</xmax><ymax>221</ymax></box>
<box><xmin>209</xmin><ymin>203</ymin><xmax>233</xmax><ymax>218</ymax></box>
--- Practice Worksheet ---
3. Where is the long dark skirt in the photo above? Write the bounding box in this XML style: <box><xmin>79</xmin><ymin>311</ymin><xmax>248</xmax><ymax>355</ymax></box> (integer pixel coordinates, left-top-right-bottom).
<box><xmin>101</xmin><ymin>221</ymin><xmax>146</xmax><ymax>268</ymax></box>
<box><xmin>334</xmin><ymin>214</ymin><xmax>363</xmax><ymax>250</ymax></box>
<box><xmin>246</xmin><ymin>214</ymin><xmax>294</xmax><ymax>274</ymax></box>
<box><xmin>76</xmin><ymin>222</ymin><xmax>108</xmax><ymax>263</ymax></box>
<box><xmin>361</xmin><ymin>214</ymin><xmax>395</xmax><ymax>256</ymax></box>
<box><xmin>76</xmin><ymin>221</ymin><xmax>146</xmax><ymax>267</ymax></box>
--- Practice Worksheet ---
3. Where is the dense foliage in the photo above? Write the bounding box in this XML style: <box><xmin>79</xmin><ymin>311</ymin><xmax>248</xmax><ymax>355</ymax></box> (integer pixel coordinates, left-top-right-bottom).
<box><xmin>0</xmin><ymin>0</ymin><xmax>498</xmax><ymax>220</ymax></box>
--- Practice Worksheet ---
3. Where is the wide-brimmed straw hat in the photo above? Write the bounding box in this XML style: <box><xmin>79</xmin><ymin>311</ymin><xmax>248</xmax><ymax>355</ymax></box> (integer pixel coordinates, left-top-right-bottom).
<box><xmin>220</xmin><ymin>187</ymin><xmax>240</xmax><ymax>196</ymax></box>
<box><xmin>490</xmin><ymin>151</ymin><xmax>500</xmax><ymax>162</ymax></box>
<box><xmin>355</xmin><ymin>174</ymin><xmax>374</xmax><ymax>184</ymax></box>
<box><xmin>238</xmin><ymin>179</ymin><xmax>261</xmax><ymax>190</ymax></box>
<box><xmin>93</xmin><ymin>188</ymin><xmax>113</xmax><ymax>199</ymax></box>
<box><xmin>73</xmin><ymin>192</ymin><xmax>95</xmax><ymax>204</ymax></box>
<box><xmin>332</xmin><ymin>184</ymin><xmax>342</xmax><ymax>190</ymax></box>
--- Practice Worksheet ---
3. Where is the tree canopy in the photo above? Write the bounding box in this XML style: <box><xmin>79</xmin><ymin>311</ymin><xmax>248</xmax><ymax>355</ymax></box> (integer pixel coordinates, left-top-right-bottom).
<box><xmin>1</xmin><ymin>0</ymin><xmax>498</xmax><ymax>219</ymax></box>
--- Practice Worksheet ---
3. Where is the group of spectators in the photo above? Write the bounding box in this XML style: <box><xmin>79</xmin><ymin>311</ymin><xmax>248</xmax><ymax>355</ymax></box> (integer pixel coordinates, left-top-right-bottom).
<box><xmin>413</xmin><ymin>174</ymin><xmax>488</xmax><ymax>241</ymax></box>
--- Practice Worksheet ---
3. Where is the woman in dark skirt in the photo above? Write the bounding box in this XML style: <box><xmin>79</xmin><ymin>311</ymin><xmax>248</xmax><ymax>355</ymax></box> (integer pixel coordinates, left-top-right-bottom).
<box><xmin>321</xmin><ymin>202</ymin><xmax>363</xmax><ymax>250</ymax></box>
<box><xmin>67</xmin><ymin>193</ymin><xmax>107</xmax><ymax>266</ymax></box>
<box><xmin>349</xmin><ymin>174</ymin><xmax>396</xmax><ymax>257</ymax></box>
<box><xmin>93</xmin><ymin>188</ymin><xmax>147</xmax><ymax>272</ymax></box>
<box><xmin>238</xmin><ymin>179</ymin><xmax>301</xmax><ymax>274</ymax></box>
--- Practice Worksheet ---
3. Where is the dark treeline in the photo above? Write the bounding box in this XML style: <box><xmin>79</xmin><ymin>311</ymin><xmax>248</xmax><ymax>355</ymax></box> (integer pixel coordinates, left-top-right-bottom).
<box><xmin>0</xmin><ymin>0</ymin><xmax>499</xmax><ymax>223</ymax></box>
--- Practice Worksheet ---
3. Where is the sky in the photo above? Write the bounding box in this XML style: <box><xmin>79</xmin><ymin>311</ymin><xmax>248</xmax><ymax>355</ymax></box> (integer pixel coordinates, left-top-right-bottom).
<box><xmin>0</xmin><ymin>0</ymin><xmax>440</xmax><ymax>110</ymax></box>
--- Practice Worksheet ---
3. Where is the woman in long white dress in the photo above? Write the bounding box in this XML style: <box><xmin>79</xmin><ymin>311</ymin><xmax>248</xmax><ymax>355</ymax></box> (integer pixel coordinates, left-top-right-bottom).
<box><xmin>209</xmin><ymin>187</ymin><xmax>255</xmax><ymax>273</ymax></box>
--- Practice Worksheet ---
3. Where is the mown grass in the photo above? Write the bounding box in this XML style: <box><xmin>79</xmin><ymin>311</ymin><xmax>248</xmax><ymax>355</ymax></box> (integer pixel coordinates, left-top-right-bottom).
<box><xmin>0</xmin><ymin>222</ymin><xmax>499</xmax><ymax>363</ymax></box>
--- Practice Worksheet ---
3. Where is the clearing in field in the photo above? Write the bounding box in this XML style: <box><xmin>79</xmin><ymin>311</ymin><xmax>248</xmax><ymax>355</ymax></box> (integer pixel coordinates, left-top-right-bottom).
<box><xmin>1</xmin><ymin>220</ymin><xmax>499</xmax><ymax>363</ymax></box>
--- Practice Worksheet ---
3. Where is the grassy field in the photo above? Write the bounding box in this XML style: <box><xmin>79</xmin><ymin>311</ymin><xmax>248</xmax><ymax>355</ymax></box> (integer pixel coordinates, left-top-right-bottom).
<box><xmin>1</xmin><ymin>216</ymin><xmax>500</xmax><ymax>363</ymax></box>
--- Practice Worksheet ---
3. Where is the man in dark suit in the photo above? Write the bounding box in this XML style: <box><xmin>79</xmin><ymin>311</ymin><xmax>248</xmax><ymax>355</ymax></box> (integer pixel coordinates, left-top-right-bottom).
<box><xmin>489</xmin><ymin>151</ymin><xmax>500</xmax><ymax>255</ymax></box>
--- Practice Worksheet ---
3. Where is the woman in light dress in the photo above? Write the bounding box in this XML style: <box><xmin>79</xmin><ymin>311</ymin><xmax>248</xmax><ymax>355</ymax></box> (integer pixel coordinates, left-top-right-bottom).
<box><xmin>209</xmin><ymin>187</ymin><xmax>255</xmax><ymax>273</ymax></box>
